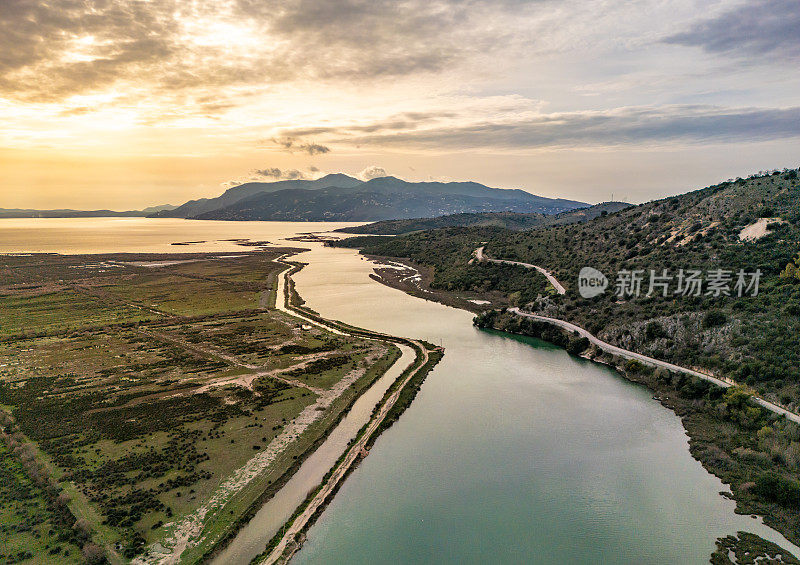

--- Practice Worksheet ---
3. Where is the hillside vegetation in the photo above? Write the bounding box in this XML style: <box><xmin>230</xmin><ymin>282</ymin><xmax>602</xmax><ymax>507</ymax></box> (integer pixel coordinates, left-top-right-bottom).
<box><xmin>336</xmin><ymin>167</ymin><xmax>800</xmax><ymax>544</ymax></box>
<box><xmin>338</xmin><ymin>168</ymin><xmax>800</xmax><ymax>407</ymax></box>
<box><xmin>336</xmin><ymin>202</ymin><xmax>630</xmax><ymax>235</ymax></box>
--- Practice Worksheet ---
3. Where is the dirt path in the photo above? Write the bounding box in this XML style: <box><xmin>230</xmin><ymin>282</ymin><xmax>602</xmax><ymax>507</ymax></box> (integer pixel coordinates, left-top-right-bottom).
<box><xmin>259</xmin><ymin>341</ymin><xmax>427</xmax><ymax>564</ymax></box>
<box><xmin>509</xmin><ymin>307</ymin><xmax>800</xmax><ymax>425</ymax></box>
<box><xmin>194</xmin><ymin>365</ymin><xmax>326</xmax><ymax>396</ymax></box>
<box><xmin>139</xmin><ymin>328</ymin><xmax>259</xmax><ymax>369</ymax></box>
<box><xmin>474</xmin><ymin>246</ymin><xmax>566</xmax><ymax>294</ymax></box>
<box><xmin>249</xmin><ymin>257</ymin><xmax>433</xmax><ymax>564</ymax></box>
<box><xmin>133</xmin><ymin>260</ymin><xmax>422</xmax><ymax>565</ymax></box>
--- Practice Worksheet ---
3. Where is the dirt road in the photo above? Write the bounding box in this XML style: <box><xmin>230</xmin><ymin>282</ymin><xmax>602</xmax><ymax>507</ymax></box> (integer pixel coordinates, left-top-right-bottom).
<box><xmin>509</xmin><ymin>307</ymin><xmax>800</xmax><ymax>425</ymax></box>
<box><xmin>474</xmin><ymin>246</ymin><xmax>566</xmax><ymax>294</ymax></box>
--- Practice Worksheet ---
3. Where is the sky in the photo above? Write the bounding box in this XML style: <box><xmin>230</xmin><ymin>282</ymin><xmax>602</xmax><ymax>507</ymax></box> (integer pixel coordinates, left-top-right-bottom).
<box><xmin>1</xmin><ymin>0</ymin><xmax>799</xmax><ymax>209</ymax></box>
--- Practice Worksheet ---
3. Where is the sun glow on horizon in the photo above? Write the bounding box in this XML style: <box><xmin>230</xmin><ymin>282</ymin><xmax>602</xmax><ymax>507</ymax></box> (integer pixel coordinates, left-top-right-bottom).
<box><xmin>1</xmin><ymin>0</ymin><xmax>798</xmax><ymax>209</ymax></box>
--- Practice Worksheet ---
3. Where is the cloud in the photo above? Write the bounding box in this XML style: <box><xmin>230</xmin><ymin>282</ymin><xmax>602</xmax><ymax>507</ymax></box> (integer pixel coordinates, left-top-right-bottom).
<box><xmin>272</xmin><ymin>137</ymin><xmax>331</xmax><ymax>155</ymax></box>
<box><xmin>326</xmin><ymin>105</ymin><xmax>800</xmax><ymax>150</ymax></box>
<box><xmin>0</xmin><ymin>0</ymin><xmax>534</xmax><ymax>104</ymax></box>
<box><xmin>253</xmin><ymin>168</ymin><xmax>285</xmax><ymax>178</ymax></box>
<box><xmin>664</xmin><ymin>0</ymin><xmax>800</xmax><ymax>60</ymax></box>
<box><xmin>0</xmin><ymin>0</ymin><xmax>179</xmax><ymax>102</ymax></box>
<box><xmin>223</xmin><ymin>166</ymin><xmax>313</xmax><ymax>188</ymax></box>
<box><xmin>4</xmin><ymin>0</ymin><xmax>799</xmax><ymax>164</ymax></box>
<box><xmin>58</xmin><ymin>106</ymin><xmax>93</xmax><ymax>117</ymax></box>
<box><xmin>358</xmin><ymin>165</ymin><xmax>388</xmax><ymax>180</ymax></box>
<box><xmin>253</xmin><ymin>168</ymin><xmax>307</xmax><ymax>180</ymax></box>
<box><xmin>280</xmin><ymin>110</ymin><xmax>459</xmax><ymax>139</ymax></box>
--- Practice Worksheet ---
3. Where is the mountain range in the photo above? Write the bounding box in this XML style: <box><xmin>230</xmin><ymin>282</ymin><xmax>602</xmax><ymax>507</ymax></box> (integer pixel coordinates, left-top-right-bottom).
<box><xmin>150</xmin><ymin>174</ymin><xmax>587</xmax><ymax>221</ymax></box>
<box><xmin>337</xmin><ymin>201</ymin><xmax>631</xmax><ymax>235</ymax></box>
<box><xmin>0</xmin><ymin>204</ymin><xmax>176</xmax><ymax>219</ymax></box>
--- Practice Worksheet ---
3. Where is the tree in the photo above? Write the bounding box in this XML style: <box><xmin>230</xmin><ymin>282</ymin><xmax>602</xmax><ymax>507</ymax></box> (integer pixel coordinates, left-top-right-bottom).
<box><xmin>780</xmin><ymin>254</ymin><xmax>800</xmax><ymax>282</ymax></box>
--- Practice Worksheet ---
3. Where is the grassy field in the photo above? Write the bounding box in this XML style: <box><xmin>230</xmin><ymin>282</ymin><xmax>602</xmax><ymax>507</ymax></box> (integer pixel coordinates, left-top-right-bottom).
<box><xmin>0</xmin><ymin>290</ymin><xmax>146</xmax><ymax>336</ymax></box>
<box><xmin>0</xmin><ymin>251</ymin><xmax>399</xmax><ymax>563</ymax></box>
<box><xmin>102</xmin><ymin>274</ymin><xmax>259</xmax><ymax>316</ymax></box>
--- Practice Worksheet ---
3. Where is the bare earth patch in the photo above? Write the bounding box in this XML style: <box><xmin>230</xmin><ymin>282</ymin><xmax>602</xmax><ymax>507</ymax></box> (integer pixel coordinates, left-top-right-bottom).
<box><xmin>740</xmin><ymin>217</ymin><xmax>784</xmax><ymax>241</ymax></box>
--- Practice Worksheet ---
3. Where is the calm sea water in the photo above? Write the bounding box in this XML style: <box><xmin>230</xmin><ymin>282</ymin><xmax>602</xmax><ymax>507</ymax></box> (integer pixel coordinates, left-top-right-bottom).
<box><xmin>2</xmin><ymin>219</ymin><xmax>797</xmax><ymax>564</ymax></box>
<box><xmin>0</xmin><ymin>217</ymin><xmax>361</xmax><ymax>254</ymax></box>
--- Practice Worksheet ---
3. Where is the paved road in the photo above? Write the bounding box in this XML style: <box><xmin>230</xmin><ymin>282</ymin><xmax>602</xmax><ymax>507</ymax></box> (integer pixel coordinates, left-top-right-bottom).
<box><xmin>509</xmin><ymin>308</ymin><xmax>800</xmax><ymax>425</ymax></box>
<box><xmin>474</xmin><ymin>247</ymin><xmax>566</xmax><ymax>294</ymax></box>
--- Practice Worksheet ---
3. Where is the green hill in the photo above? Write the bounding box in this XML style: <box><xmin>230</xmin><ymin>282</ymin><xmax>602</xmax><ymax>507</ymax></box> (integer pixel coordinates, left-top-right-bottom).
<box><xmin>157</xmin><ymin>175</ymin><xmax>587</xmax><ymax>222</ymax></box>
<box><xmin>335</xmin><ymin>166</ymin><xmax>800</xmax><ymax>544</ymax></box>
<box><xmin>337</xmin><ymin>168</ymin><xmax>800</xmax><ymax>404</ymax></box>
<box><xmin>337</xmin><ymin>202</ymin><xmax>631</xmax><ymax>235</ymax></box>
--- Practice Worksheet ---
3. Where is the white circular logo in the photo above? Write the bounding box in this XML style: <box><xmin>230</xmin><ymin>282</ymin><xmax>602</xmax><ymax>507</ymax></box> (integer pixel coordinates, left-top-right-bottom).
<box><xmin>578</xmin><ymin>267</ymin><xmax>608</xmax><ymax>298</ymax></box>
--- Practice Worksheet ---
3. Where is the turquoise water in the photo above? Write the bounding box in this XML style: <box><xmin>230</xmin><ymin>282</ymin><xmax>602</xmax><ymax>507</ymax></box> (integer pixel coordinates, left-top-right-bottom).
<box><xmin>289</xmin><ymin>245</ymin><xmax>798</xmax><ymax>565</ymax></box>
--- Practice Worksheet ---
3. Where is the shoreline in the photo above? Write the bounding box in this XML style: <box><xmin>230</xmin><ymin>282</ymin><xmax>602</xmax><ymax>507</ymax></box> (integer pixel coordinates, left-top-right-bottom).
<box><xmin>248</xmin><ymin>257</ymin><xmax>443</xmax><ymax>564</ymax></box>
<box><xmin>356</xmin><ymin>251</ymin><xmax>800</xmax><ymax>553</ymax></box>
<box><xmin>199</xmin><ymin>254</ymin><xmax>443</xmax><ymax>565</ymax></box>
<box><xmin>257</xmin><ymin>345</ymin><xmax>442</xmax><ymax>565</ymax></box>
<box><xmin>508</xmin><ymin>308</ymin><xmax>800</xmax><ymax>425</ymax></box>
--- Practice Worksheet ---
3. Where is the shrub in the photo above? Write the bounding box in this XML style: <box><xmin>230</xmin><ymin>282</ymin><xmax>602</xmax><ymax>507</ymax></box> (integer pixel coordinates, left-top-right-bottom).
<box><xmin>624</xmin><ymin>359</ymin><xmax>645</xmax><ymax>373</ymax></box>
<box><xmin>754</xmin><ymin>472</ymin><xmax>800</xmax><ymax>509</ymax></box>
<box><xmin>703</xmin><ymin>310</ymin><xmax>727</xmax><ymax>328</ymax></box>
<box><xmin>81</xmin><ymin>543</ymin><xmax>107</xmax><ymax>564</ymax></box>
<box><xmin>567</xmin><ymin>337</ymin><xmax>590</xmax><ymax>355</ymax></box>
<box><xmin>645</xmin><ymin>321</ymin><xmax>666</xmax><ymax>340</ymax></box>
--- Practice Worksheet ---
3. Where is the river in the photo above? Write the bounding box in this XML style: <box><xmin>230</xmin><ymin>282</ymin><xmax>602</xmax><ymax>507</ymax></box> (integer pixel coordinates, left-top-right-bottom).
<box><xmin>289</xmin><ymin>246</ymin><xmax>800</xmax><ymax>564</ymax></box>
<box><xmin>1</xmin><ymin>218</ymin><xmax>797</xmax><ymax>564</ymax></box>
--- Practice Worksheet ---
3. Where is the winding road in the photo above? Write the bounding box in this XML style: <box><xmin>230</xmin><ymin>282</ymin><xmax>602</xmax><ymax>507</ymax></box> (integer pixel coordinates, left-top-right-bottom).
<box><xmin>473</xmin><ymin>246</ymin><xmax>566</xmax><ymax>294</ymax></box>
<box><xmin>471</xmin><ymin>245</ymin><xmax>799</xmax><ymax>423</ymax></box>
<box><xmin>509</xmin><ymin>308</ymin><xmax>800</xmax><ymax>425</ymax></box>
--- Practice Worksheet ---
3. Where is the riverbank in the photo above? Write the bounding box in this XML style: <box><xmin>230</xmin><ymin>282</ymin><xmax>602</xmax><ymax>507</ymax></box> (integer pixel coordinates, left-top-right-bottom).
<box><xmin>248</xmin><ymin>257</ymin><xmax>443</xmax><ymax>564</ymax></box>
<box><xmin>508</xmin><ymin>308</ymin><xmax>800</xmax><ymax>424</ymax></box>
<box><xmin>474</xmin><ymin>309</ymin><xmax>800</xmax><ymax>550</ymax></box>
<box><xmin>354</xmin><ymin>252</ymin><xmax>800</xmax><ymax>554</ymax></box>
<box><xmin>192</xmin><ymin>347</ymin><xmax>403</xmax><ymax>565</ymax></box>
<box><xmin>175</xmin><ymin>256</ymin><xmax>438</xmax><ymax>565</ymax></box>
<box><xmin>0</xmin><ymin>249</ymin><xmax>418</xmax><ymax>565</ymax></box>
<box><xmin>363</xmin><ymin>254</ymin><xmax>499</xmax><ymax>314</ymax></box>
